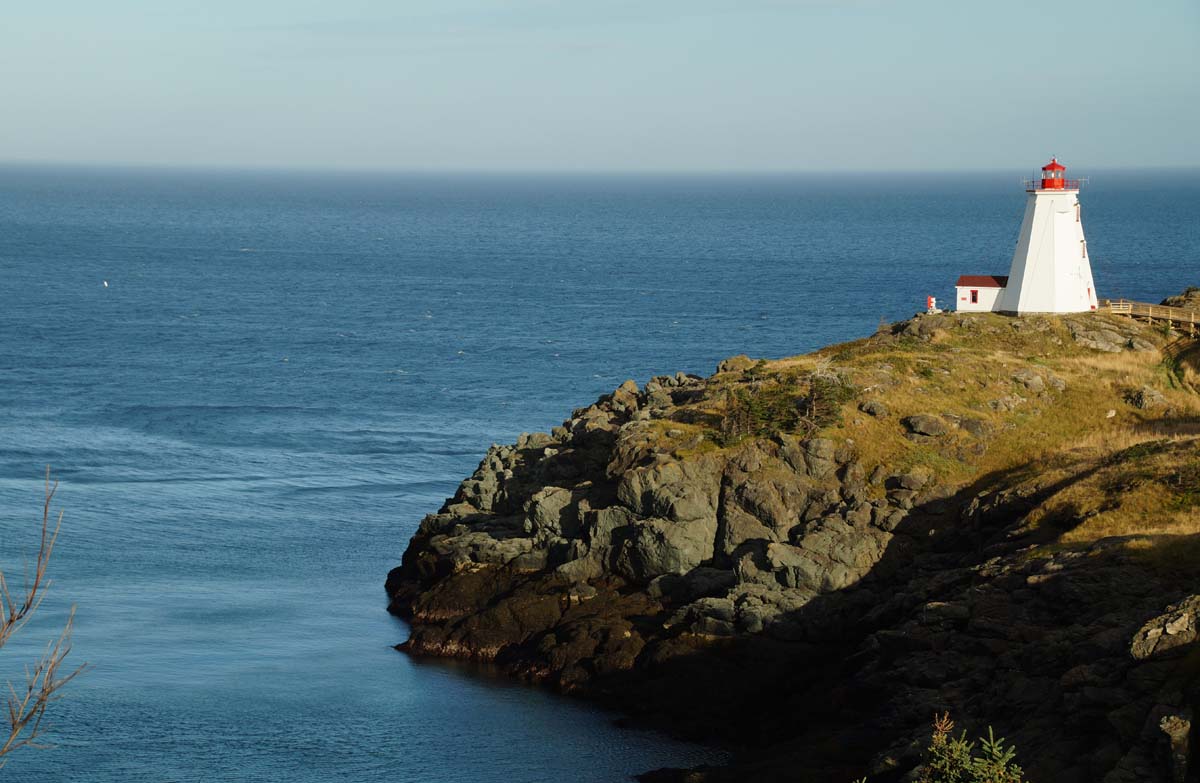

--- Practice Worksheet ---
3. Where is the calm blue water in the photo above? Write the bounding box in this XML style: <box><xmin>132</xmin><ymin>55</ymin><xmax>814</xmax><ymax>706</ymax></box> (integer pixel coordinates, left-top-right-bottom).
<box><xmin>0</xmin><ymin>165</ymin><xmax>1197</xmax><ymax>782</ymax></box>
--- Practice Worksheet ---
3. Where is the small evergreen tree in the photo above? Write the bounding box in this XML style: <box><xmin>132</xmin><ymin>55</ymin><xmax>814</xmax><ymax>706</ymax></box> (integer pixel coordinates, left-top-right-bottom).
<box><xmin>855</xmin><ymin>714</ymin><xmax>1026</xmax><ymax>783</ymax></box>
<box><xmin>917</xmin><ymin>713</ymin><xmax>1025</xmax><ymax>783</ymax></box>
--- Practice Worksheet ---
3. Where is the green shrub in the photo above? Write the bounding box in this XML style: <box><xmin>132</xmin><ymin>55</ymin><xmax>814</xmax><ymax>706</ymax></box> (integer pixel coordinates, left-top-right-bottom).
<box><xmin>1160</xmin><ymin>356</ymin><xmax>1186</xmax><ymax>389</ymax></box>
<box><xmin>854</xmin><ymin>714</ymin><xmax>1026</xmax><ymax>783</ymax></box>
<box><xmin>917</xmin><ymin>713</ymin><xmax>1025</xmax><ymax>783</ymax></box>
<box><xmin>713</xmin><ymin>370</ymin><xmax>856</xmax><ymax>446</ymax></box>
<box><xmin>1166</xmin><ymin>459</ymin><xmax>1200</xmax><ymax>511</ymax></box>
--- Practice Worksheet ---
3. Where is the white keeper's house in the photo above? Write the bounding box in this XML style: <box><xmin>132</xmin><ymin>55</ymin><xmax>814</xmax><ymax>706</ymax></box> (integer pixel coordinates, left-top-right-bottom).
<box><xmin>956</xmin><ymin>158</ymin><xmax>1098</xmax><ymax>315</ymax></box>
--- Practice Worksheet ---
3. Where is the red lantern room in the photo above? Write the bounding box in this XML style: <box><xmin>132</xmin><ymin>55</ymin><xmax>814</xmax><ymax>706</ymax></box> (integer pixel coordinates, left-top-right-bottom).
<box><xmin>1041</xmin><ymin>157</ymin><xmax>1067</xmax><ymax>189</ymax></box>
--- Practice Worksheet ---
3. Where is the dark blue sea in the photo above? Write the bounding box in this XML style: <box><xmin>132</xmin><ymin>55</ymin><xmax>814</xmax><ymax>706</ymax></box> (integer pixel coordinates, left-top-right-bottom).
<box><xmin>0</xmin><ymin>165</ymin><xmax>1197</xmax><ymax>782</ymax></box>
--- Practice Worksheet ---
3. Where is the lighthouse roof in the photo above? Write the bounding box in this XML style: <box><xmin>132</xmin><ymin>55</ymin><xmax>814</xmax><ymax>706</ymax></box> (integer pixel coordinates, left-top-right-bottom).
<box><xmin>1042</xmin><ymin>158</ymin><xmax>1066</xmax><ymax>172</ymax></box>
<box><xmin>956</xmin><ymin>274</ymin><xmax>1009</xmax><ymax>288</ymax></box>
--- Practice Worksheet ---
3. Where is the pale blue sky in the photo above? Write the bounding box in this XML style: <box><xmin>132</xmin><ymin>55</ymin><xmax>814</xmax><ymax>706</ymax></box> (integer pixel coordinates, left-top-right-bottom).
<box><xmin>2</xmin><ymin>0</ymin><xmax>1197</xmax><ymax>171</ymax></box>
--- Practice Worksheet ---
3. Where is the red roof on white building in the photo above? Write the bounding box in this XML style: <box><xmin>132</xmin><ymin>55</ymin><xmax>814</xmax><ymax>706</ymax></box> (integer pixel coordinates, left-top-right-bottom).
<box><xmin>955</xmin><ymin>275</ymin><xmax>1009</xmax><ymax>288</ymax></box>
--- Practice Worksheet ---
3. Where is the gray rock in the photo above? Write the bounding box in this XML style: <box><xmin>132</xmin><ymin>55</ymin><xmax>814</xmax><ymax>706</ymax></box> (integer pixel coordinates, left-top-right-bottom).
<box><xmin>1127</xmin><ymin>386</ymin><xmax>1167</xmax><ymax>410</ymax></box>
<box><xmin>887</xmin><ymin>488</ymin><xmax>918</xmax><ymax>509</ymax></box>
<box><xmin>429</xmin><ymin>530</ymin><xmax>534</xmax><ymax>568</ymax></box>
<box><xmin>645</xmin><ymin>389</ymin><xmax>673</xmax><ymax>409</ymax></box>
<box><xmin>959</xmin><ymin>417</ymin><xmax>992</xmax><ymax>439</ymax></box>
<box><xmin>1012</xmin><ymin>368</ymin><xmax>1046</xmax><ymax>393</ymax></box>
<box><xmin>901</xmin><ymin>414</ymin><xmax>948</xmax><ymax>437</ymax></box>
<box><xmin>716</xmin><ymin>355</ymin><xmax>756</xmax><ymax>373</ymax></box>
<box><xmin>524</xmin><ymin>486</ymin><xmax>581</xmax><ymax>541</ymax></box>
<box><xmin>859</xmin><ymin>400</ymin><xmax>890</xmax><ymax>417</ymax></box>
<box><xmin>770</xmin><ymin>516</ymin><xmax>890</xmax><ymax>593</ymax></box>
<box><xmin>566</xmin><ymin>582</ymin><xmax>598</xmax><ymax>603</ymax></box>
<box><xmin>802</xmin><ymin>437</ymin><xmax>837</xmax><ymax>461</ymax></box>
<box><xmin>872</xmin><ymin>507</ymin><xmax>906</xmax><ymax>531</ymax></box>
<box><xmin>1160</xmin><ymin>287</ymin><xmax>1200</xmax><ymax>309</ymax></box>
<box><xmin>1131</xmin><ymin>596</ymin><xmax>1200</xmax><ymax>660</ymax></box>
<box><xmin>1069</xmin><ymin>323</ymin><xmax>1130</xmax><ymax>353</ymax></box>
<box><xmin>1159</xmin><ymin>710</ymin><xmax>1192</xmax><ymax>783</ymax></box>
<box><xmin>555</xmin><ymin>555</ymin><xmax>605</xmax><ymax>582</ymax></box>
<box><xmin>989</xmin><ymin>394</ymin><xmax>1027</xmax><ymax>412</ymax></box>
<box><xmin>898</xmin><ymin>316</ymin><xmax>944</xmax><ymax>340</ymax></box>
<box><xmin>714</xmin><ymin>455</ymin><xmax>814</xmax><ymax>559</ymax></box>
<box><xmin>510</xmin><ymin>550</ymin><xmax>549</xmax><ymax>571</ymax></box>
<box><xmin>691</xmin><ymin>596</ymin><xmax>736</xmax><ymax>623</ymax></box>
<box><xmin>616</xmin><ymin>459</ymin><xmax>721</xmax><ymax>523</ymax></box>
<box><xmin>841</xmin><ymin>480</ymin><xmax>868</xmax><ymax>506</ymax></box>
<box><xmin>888</xmin><ymin>471</ymin><xmax>930</xmax><ymax>491</ymax></box>
<box><xmin>728</xmin><ymin>583</ymin><xmax>815</xmax><ymax>636</ymax></box>
<box><xmin>587</xmin><ymin>506</ymin><xmax>636</xmax><ymax>549</ymax></box>
<box><xmin>611</xmin><ymin>515</ymin><xmax>719</xmax><ymax>584</ymax></box>
<box><xmin>731</xmin><ymin>543</ymin><xmax>776</xmax><ymax>588</ymax></box>
<box><xmin>918</xmin><ymin>601</ymin><xmax>970</xmax><ymax>623</ymax></box>
<box><xmin>840</xmin><ymin>460</ymin><xmax>865</xmax><ymax>484</ymax></box>
<box><xmin>1129</xmin><ymin>337</ymin><xmax>1157</xmax><ymax>352</ymax></box>
<box><xmin>801</xmin><ymin>438</ymin><xmax>838</xmax><ymax>478</ymax></box>
<box><xmin>717</xmin><ymin>503</ymin><xmax>777</xmax><ymax>555</ymax></box>
<box><xmin>648</xmin><ymin>567</ymin><xmax>737</xmax><ymax>603</ymax></box>
<box><xmin>844</xmin><ymin>502</ymin><xmax>873</xmax><ymax>526</ymax></box>
<box><xmin>517</xmin><ymin>431</ymin><xmax>555</xmax><ymax>450</ymax></box>
<box><xmin>693</xmin><ymin>615</ymin><xmax>736</xmax><ymax>636</ymax></box>
<box><xmin>611</xmin><ymin>380</ymin><xmax>640</xmax><ymax>412</ymax></box>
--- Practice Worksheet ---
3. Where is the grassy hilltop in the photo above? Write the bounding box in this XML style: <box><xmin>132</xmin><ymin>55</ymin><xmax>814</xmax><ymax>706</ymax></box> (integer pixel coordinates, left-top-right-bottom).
<box><xmin>686</xmin><ymin>310</ymin><xmax>1200</xmax><ymax>558</ymax></box>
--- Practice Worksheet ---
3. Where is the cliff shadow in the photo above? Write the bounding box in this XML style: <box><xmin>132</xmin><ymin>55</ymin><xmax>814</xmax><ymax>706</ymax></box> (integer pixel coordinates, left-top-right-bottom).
<box><xmin>588</xmin><ymin>458</ymin><xmax>1126</xmax><ymax>783</ymax></box>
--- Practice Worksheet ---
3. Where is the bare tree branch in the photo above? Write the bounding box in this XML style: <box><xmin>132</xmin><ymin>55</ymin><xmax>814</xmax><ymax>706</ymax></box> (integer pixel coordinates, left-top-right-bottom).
<box><xmin>0</xmin><ymin>467</ymin><xmax>86</xmax><ymax>768</ymax></box>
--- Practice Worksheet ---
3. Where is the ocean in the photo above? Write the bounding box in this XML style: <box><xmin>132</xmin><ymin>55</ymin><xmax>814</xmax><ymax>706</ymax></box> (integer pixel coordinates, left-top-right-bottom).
<box><xmin>0</xmin><ymin>165</ymin><xmax>1197</xmax><ymax>782</ymax></box>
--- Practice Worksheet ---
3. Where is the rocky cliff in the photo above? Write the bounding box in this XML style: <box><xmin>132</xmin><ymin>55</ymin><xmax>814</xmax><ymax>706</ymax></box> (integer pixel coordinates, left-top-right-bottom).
<box><xmin>387</xmin><ymin>305</ymin><xmax>1200</xmax><ymax>782</ymax></box>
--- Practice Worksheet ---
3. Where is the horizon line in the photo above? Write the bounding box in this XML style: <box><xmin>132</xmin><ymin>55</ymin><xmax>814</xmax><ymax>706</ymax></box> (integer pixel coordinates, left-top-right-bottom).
<box><xmin>3</xmin><ymin>158</ymin><xmax>1200</xmax><ymax>178</ymax></box>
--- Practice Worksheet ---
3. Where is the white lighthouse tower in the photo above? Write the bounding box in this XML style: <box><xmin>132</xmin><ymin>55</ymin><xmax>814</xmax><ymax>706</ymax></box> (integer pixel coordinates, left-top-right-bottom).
<box><xmin>997</xmin><ymin>158</ymin><xmax>1098</xmax><ymax>314</ymax></box>
<box><xmin>954</xmin><ymin>158</ymin><xmax>1100</xmax><ymax>314</ymax></box>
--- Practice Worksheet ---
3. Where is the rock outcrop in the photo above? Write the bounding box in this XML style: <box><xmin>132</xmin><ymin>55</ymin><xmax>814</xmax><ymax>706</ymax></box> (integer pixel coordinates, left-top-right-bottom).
<box><xmin>1162</xmin><ymin>287</ymin><xmax>1200</xmax><ymax>310</ymax></box>
<box><xmin>387</xmin><ymin>306</ymin><xmax>1200</xmax><ymax>782</ymax></box>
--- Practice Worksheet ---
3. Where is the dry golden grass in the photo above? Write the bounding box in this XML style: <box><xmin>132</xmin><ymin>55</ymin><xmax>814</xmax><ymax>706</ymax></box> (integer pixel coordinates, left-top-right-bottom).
<box><xmin>1066</xmin><ymin>420</ymin><xmax>1200</xmax><ymax>455</ymax></box>
<box><xmin>1001</xmin><ymin>432</ymin><xmax>1200</xmax><ymax>552</ymax></box>
<box><xmin>689</xmin><ymin>312</ymin><xmax>1200</xmax><ymax>555</ymax></box>
<box><xmin>1123</xmin><ymin>534</ymin><xmax>1200</xmax><ymax>576</ymax></box>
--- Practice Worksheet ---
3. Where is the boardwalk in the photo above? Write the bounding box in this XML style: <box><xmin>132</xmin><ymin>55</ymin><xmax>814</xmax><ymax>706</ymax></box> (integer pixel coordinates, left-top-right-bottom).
<box><xmin>1103</xmin><ymin>299</ymin><xmax>1200</xmax><ymax>337</ymax></box>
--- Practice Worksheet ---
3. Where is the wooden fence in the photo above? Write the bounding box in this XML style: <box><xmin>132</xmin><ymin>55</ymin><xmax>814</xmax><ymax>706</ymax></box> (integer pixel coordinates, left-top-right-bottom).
<box><xmin>1102</xmin><ymin>299</ymin><xmax>1199</xmax><ymax>337</ymax></box>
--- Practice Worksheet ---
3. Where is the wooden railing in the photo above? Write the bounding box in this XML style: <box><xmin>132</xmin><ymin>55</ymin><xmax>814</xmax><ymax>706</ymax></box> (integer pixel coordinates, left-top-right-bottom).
<box><xmin>1102</xmin><ymin>299</ymin><xmax>1200</xmax><ymax>336</ymax></box>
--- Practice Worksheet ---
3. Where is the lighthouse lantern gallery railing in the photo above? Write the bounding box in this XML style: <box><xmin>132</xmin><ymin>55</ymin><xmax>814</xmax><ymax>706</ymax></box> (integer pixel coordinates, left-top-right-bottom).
<box><xmin>1022</xmin><ymin>176</ymin><xmax>1084</xmax><ymax>191</ymax></box>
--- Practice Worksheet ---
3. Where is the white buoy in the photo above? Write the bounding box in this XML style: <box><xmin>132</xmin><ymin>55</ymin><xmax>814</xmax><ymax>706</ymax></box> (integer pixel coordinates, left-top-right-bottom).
<box><xmin>103</xmin><ymin>280</ymin><xmax>109</xmax><ymax>287</ymax></box>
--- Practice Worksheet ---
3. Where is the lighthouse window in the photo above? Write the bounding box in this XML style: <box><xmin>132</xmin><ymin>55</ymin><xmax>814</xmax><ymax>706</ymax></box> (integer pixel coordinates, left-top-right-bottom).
<box><xmin>970</xmin><ymin>290</ymin><xmax>979</xmax><ymax>304</ymax></box>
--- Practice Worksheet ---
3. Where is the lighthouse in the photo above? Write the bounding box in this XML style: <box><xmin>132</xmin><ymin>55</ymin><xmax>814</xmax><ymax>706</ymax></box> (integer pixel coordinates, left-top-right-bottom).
<box><xmin>955</xmin><ymin>158</ymin><xmax>1099</xmax><ymax>314</ymax></box>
